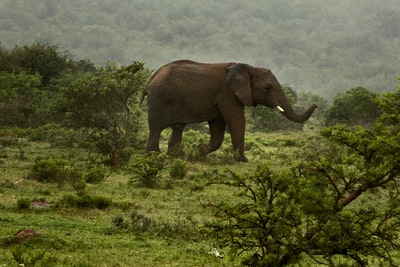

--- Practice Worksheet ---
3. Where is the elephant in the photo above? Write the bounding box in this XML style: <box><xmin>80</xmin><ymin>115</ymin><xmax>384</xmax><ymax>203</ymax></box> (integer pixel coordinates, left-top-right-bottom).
<box><xmin>144</xmin><ymin>60</ymin><xmax>317</xmax><ymax>162</ymax></box>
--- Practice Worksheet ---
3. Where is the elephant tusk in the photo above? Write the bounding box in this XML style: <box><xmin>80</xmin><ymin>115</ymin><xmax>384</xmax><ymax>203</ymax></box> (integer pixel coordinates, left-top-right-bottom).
<box><xmin>277</xmin><ymin>106</ymin><xmax>285</xmax><ymax>112</ymax></box>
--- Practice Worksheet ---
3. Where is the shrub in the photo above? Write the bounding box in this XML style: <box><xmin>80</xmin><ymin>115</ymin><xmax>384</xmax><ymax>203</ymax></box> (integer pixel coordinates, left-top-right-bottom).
<box><xmin>325</xmin><ymin>87</ymin><xmax>381</xmax><ymax>126</ymax></box>
<box><xmin>128</xmin><ymin>153</ymin><xmax>167</xmax><ymax>188</ymax></box>
<box><xmin>27</xmin><ymin>158</ymin><xmax>82</xmax><ymax>184</ymax></box>
<box><xmin>168</xmin><ymin>159</ymin><xmax>189</xmax><ymax>179</ymax></box>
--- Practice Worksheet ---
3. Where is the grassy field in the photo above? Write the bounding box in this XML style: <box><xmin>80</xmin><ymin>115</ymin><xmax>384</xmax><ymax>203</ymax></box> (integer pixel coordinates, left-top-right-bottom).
<box><xmin>0</xmin><ymin>131</ymin><xmax>308</xmax><ymax>266</ymax></box>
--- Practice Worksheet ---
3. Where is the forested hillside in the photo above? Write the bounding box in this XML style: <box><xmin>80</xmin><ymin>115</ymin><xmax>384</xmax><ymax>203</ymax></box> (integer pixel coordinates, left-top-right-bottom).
<box><xmin>1</xmin><ymin>0</ymin><xmax>399</xmax><ymax>98</ymax></box>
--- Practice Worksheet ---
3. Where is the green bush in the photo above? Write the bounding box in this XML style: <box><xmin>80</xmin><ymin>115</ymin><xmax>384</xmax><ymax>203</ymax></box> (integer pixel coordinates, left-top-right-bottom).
<box><xmin>168</xmin><ymin>159</ymin><xmax>189</xmax><ymax>179</ymax></box>
<box><xmin>128</xmin><ymin>153</ymin><xmax>167</xmax><ymax>188</ymax></box>
<box><xmin>325</xmin><ymin>87</ymin><xmax>381</xmax><ymax>126</ymax></box>
<box><xmin>27</xmin><ymin>158</ymin><xmax>82</xmax><ymax>184</ymax></box>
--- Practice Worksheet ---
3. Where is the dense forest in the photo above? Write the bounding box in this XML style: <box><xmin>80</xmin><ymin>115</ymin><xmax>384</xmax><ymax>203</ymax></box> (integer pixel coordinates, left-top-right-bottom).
<box><xmin>1</xmin><ymin>0</ymin><xmax>399</xmax><ymax>99</ymax></box>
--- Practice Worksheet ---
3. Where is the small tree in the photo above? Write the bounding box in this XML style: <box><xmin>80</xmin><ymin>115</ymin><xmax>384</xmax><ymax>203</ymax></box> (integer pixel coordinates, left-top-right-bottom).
<box><xmin>62</xmin><ymin>61</ymin><xmax>150</xmax><ymax>167</ymax></box>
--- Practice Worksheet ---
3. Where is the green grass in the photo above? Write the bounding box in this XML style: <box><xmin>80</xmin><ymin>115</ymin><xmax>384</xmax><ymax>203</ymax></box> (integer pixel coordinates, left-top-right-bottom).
<box><xmin>0</xmin><ymin>131</ymin><xmax>317</xmax><ymax>266</ymax></box>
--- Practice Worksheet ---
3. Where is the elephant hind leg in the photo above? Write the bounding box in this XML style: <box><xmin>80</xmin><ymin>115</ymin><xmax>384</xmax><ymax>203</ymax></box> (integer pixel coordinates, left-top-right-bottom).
<box><xmin>168</xmin><ymin>124</ymin><xmax>185</xmax><ymax>154</ymax></box>
<box><xmin>200</xmin><ymin>118</ymin><xmax>226</xmax><ymax>156</ymax></box>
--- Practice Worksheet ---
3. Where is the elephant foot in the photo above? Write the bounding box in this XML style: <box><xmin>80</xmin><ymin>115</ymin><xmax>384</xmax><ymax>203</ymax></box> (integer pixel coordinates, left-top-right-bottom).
<box><xmin>198</xmin><ymin>143</ymin><xmax>210</xmax><ymax>157</ymax></box>
<box><xmin>234</xmin><ymin>155</ymin><xmax>249</xmax><ymax>162</ymax></box>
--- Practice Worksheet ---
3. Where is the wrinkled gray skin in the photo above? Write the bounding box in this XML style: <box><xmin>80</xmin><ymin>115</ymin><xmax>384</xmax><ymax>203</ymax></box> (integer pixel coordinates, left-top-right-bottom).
<box><xmin>145</xmin><ymin>60</ymin><xmax>317</xmax><ymax>162</ymax></box>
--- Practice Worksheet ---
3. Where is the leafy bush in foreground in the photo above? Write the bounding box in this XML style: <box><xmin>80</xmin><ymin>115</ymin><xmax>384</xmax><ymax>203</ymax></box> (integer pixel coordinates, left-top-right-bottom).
<box><xmin>206</xmin><ymin>85</ymin><xmax>400</xmax><ymax>266</ymax></box>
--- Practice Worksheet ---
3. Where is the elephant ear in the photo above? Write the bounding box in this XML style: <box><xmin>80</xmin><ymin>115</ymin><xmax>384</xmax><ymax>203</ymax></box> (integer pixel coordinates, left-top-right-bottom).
<box><xmin>226</xmin><ymin>63</ymin><xmax>253</xmax><ymax>106</ymax></box>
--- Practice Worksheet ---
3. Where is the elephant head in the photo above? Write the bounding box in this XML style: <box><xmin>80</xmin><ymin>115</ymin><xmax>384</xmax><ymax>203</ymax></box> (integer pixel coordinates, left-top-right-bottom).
<box><xmin>226</xmin><ymin>63</ymin><xmax>317</xmax><ymax>122</ymax></box>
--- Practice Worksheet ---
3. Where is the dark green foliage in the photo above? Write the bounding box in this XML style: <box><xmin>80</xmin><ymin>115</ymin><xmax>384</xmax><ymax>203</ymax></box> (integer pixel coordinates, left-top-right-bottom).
<box><xmin>27</xmin><ymin>159</ymin><xmax>108</xmax><ymax>195</ymax></box>
<box><xmin>0</xmin><ymin>43</ymin><xmax>72</xmax><ymax>85</ymax></box>
<box><xmin>128</xmin><ymin>153</ymin><xmax>168</xmax><ymax>188</ymax></box>
<box><xmin>60</xmin><ymin>194</ymin><xmax>112</xmax><ymax>209</ymax></box>
<box><xmin>0</xmin><ymin>44</ymin><xmax>94</xmax><ymax>128</ymax></box>
<box><xmin>325</xmin><ymin>87</ymin><xmax>381</xmax><ymax>126</ymax></box>
<box><xmin>27</xmin><ymin>158</ymin><xmax>81</xmax><ymax>184</ymax></box>
<box><xmin>16</xmin><ymin>198</ymin><xmax>31</xmax><ymax>209</ymax></box>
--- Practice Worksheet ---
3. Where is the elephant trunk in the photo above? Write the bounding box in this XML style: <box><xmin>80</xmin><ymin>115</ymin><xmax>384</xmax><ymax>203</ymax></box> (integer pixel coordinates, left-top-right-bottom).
<box><xmin>277</xmin><ymin>102</ymin><xmax>318</xmax><ymax>123</ymax></box>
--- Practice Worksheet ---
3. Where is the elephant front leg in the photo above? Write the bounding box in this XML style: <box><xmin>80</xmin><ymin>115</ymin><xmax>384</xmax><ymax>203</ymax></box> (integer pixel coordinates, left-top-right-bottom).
<box><xmin>227</xmin><ymin>114</ymin><xmax>248</xmax><ymax>162</ymax></box>
<box><xmin>199</xmin><ymin>118</ymin><xmax>226</xmax><ymax>156</ymax></box>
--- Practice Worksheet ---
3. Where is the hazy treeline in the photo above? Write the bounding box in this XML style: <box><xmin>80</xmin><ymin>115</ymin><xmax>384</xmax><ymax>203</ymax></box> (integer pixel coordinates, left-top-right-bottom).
<box><xmin>1</xmin><ymin>0</ymin><xmax>399</xmax><ymax>98</ymax></box>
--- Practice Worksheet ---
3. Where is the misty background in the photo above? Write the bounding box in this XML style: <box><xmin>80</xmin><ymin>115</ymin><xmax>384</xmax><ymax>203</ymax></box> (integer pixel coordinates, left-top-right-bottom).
<box><xmin>1</xmin><ymin>0</ymin><xmax>399</xmax><ymax>99</ymax></box>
